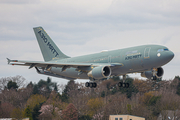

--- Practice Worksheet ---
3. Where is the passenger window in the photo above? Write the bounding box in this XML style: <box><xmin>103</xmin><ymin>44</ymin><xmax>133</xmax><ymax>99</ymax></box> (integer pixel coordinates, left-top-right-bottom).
<box><xmin>120</xmin><ymin>118</ymin><xmax>123</xmax><ymax>120</ymax></box>
<box><xmin>115</xmin><ymin>118</ymin><xmax>118</xmax><ymax>120</ymax></box>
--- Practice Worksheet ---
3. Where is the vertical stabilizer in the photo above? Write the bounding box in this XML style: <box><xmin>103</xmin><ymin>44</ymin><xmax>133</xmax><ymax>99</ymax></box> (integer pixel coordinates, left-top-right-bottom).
<box><xmin>33</xmin><ymin>27</ymin><xmax>70</xmax><ymax>61</ymax></box>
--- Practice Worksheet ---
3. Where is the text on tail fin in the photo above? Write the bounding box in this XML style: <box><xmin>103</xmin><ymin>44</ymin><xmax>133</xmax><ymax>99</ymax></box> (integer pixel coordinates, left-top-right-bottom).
<box><xmin>33</xmin><ymin>27</ymin><xmax>70</xmax><ymax>61</ymax></box>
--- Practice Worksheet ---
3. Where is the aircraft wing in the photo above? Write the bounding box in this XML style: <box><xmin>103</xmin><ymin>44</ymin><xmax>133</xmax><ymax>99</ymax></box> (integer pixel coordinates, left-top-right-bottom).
<box><xmin>7</xmin><ymin>58</ymin><xmax>123</xmax><ymax>70</ymax></box>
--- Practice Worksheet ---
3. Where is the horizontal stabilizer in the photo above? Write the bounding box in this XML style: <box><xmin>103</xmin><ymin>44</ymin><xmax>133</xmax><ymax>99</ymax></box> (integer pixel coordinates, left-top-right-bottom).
<box><xmin>7</xmin><ymin>58</ymin><xmax>18</xmax><ymax>64</ymax></box>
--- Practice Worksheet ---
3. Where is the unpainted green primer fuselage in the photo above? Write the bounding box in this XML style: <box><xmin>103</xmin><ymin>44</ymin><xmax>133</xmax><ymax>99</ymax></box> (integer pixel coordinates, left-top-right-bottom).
<box><xmin>50</xmin><ymin>45</ymin><xmax>174</xmax><ymax>79</ymax></box>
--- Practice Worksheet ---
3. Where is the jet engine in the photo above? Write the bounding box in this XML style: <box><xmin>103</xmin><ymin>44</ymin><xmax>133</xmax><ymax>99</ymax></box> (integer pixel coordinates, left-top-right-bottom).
<box><xmin>88</xmin><ymin>66</ymin><xmax>111</xmax><ymax>79</ymax></box>
<box><xmin>141</xmin><ymin>67</ymin><xmax>164</xmax><ymax>80</ymax></box>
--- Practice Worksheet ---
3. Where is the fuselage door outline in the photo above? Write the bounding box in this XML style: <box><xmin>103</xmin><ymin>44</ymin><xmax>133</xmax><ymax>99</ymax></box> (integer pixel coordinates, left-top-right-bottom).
<box><xmin>144</xmin><ymin>47</ymin><xmax>151</xmax><ymax>59</ymax></box>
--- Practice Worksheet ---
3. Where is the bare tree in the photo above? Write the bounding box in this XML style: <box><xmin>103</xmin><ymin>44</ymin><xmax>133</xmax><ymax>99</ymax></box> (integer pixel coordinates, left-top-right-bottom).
<box><xmin>0</xmin><ymin>102</ymin><xmax>14</xmax><ymax>118</ymax></box>
<box><xmin>0</xmin><ymin>85</ymin><xmax>33</xmax><ymax>108</ymax></box>
<box><xmin>157</xmin><ymin>91</ymin><xmax>180</xmax><ymax>119</ymax></box>
<box><xmin>0</xmin><ymin>75</ymin><xmax>27</xmax><ymax>91</ymax></box>
<box><xmin>62</xmin><ymin>103</ymin><xmax>78</xmax><ymax>120</ymax></box>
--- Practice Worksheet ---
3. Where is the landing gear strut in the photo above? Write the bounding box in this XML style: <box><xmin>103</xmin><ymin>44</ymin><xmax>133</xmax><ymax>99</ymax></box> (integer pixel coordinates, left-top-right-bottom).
<box><xmin>85</xmin><ymin>82</ymin><xmax>97</xmax><ymax>88</ymax></box>
<box><xmin>152</xmin><ymin>76</ymin><xmax>157</xmax><ymax>80</ymax></box>
<box><xmin>152</xmin><ymin>68</ymin><xmax>158</xmax><ymax>80</ymax></box>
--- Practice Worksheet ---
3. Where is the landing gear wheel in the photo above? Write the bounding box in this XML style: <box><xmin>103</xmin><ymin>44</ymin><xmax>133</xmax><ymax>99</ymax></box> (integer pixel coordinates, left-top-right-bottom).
<box><xmin>118</xmin><ymin>82</ymin><xmax>123</xmax><ymax>87</ymax></box>
<box><xmin>90</xmin><ymin>83</ymin><xmax>93</xmax><ymax>88</ymax></box>
<box><xmin>125</xmin><ymin>83</ymin><xmax>129</xmax><ymax>88</ymax></box>
<box><xmin>93</xmin><ymin>83</ymin><xmax>97</xmax><ymax>88</ymax></box>
<box><xmin>89</xmin><ymin>82</ymin><xmax>96</xmax><ymax>88</ymax></box>
<box><xmin>123</xmin><ymin>83</ymin><xmax>126</xmax><ymax>88</ymax></box>
<box><xmin>85</xmin><ymin>82</ymin><xmax>90</xmax><ymax>87</ymax></box>
<box><xmin>118</xmin><ymin>82</ymin><xmax>129</xmax><ymax>88</ymax></box>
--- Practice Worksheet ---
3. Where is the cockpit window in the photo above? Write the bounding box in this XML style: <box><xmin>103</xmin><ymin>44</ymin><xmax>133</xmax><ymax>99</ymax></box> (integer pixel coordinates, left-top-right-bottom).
<box><xmin>157</xmin><ymin>49</ymin><xmax>164</xmax><ymax>52</ymax></box>
<box><xmin>157</xmin><ymin>48</ymin><xmax>169</xmax><ymax>52</ymax></box>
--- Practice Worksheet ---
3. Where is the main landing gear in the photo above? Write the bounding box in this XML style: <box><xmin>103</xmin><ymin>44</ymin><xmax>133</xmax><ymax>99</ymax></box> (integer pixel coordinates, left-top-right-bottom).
<box><xmin>117</xmin><ymin>75</ymin><xmax>130</xmax><ymax>88</ymax></box>
<box><xmin>85</xmin><ymin>75</ymin><xmax>130</xmax><ymax>88</ymax></box>
<box><xmin>118</xmin><ymin>82</ymin><xmax>129</xmax><ymax>88</ymax></box>
<box><xmin>85</xmin><ymin>82</ymin><xmax>97</xmax><ymax>88</ymax></box>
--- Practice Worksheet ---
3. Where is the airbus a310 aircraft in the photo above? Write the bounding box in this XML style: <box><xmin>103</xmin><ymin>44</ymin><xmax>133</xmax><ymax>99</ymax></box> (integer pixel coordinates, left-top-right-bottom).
<box><xmin>7</xmin><ymin>27</ymin><xmax>174</xmax><ymax>88</ymax></box>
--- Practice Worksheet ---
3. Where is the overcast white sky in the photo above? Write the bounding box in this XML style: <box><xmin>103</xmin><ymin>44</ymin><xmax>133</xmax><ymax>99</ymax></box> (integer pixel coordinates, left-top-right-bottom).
<box><xmin>0</xmin><ymin>0</ymin><xmax>180</xmax><ymax>85</ymax></box>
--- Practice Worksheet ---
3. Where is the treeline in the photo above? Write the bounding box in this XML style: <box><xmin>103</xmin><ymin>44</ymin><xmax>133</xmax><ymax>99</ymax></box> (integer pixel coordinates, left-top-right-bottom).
<box><xmin>0</xmin><ymin>75</ymin><xmax>180</xmax><ymax>120</ymax></box>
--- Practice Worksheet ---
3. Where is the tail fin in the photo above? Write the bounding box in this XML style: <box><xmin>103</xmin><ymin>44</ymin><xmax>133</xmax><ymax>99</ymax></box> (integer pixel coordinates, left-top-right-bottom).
<box><xmin>33</xmin><ymin>27</ymin><xmax>70</xmax><ymax>61</ymax></box>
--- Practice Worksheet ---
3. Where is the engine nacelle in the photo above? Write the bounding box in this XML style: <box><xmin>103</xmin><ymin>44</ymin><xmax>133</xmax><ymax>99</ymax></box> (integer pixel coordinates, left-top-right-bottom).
<box><xmin>88</xmin><ymin>66</ymin><xmax>111</xmax><ymax>79</ymax></box>
<box><xmin>141</xmin><ymin>67</ymin><xmax>164</xmax><ymax>80</ymax></box>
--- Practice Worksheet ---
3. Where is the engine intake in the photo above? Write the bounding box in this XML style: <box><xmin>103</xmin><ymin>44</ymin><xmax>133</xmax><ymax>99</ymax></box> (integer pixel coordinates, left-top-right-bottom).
<box><xmin>141</xmin><ymin>67</ymin><xmax>164</xmax><ymax>80</ymax></box>
<box><xmin>88</xmin><ymin>66</ymin><xmax>111</xmax><ymax>79</ymax></box>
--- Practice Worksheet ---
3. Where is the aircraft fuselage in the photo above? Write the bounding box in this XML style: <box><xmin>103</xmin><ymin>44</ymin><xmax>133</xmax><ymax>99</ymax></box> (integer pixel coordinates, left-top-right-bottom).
<box><xmin>50</xmin><ymin>44</ymin><xmax>174</xmax><ymax>79</ymax></box>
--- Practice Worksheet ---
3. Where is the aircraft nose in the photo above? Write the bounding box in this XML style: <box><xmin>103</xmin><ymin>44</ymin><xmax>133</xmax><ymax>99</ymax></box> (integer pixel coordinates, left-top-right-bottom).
<box><xmin>169</xmin><ymin>51</ymin><xmax>174</xmax><ymax>59</ymax></box>
<box><xmin>167</xmin><ymin>51</ymin><xmax>174</xmax><ymax>61</ymax></box>
<box><xmin>157</xmin><ymin>50</ymin><xmax>174</xmax><ymax>66</ymax></box>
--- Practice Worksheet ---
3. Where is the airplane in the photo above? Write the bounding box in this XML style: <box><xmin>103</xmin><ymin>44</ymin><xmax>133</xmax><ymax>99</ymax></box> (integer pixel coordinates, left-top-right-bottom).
<box><xmin>7</xmin><ymin>27</ymin><xmax>174</xmax><ymax>88</ymax></box>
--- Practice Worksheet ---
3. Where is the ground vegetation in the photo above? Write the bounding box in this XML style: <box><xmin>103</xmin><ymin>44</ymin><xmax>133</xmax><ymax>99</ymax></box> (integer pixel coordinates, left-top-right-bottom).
<box><xmin>0</xmin><ymin>75</ymin><xmax>180</xmax><ymax>120</ymax></box>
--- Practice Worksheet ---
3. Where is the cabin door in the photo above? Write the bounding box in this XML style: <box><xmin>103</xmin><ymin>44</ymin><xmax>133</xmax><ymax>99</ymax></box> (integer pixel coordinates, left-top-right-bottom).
<box><xmin>144</xmin><ymin>47</ymin><xmax>151</xmax><ymax>59</ymax></box>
